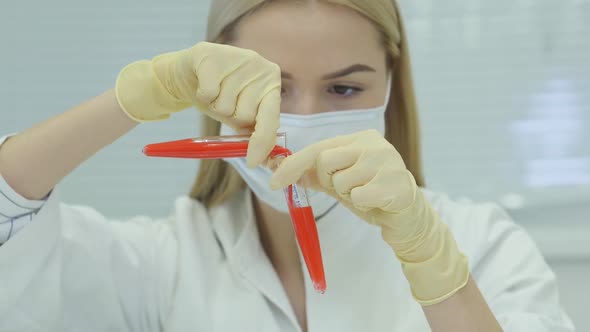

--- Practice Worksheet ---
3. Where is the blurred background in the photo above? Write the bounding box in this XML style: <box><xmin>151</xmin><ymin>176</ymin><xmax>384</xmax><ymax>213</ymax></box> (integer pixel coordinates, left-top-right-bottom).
<box><xmin>1</xmin><ymin>0</ymin><xmax>588</xmax><ymax>329</ymax></box>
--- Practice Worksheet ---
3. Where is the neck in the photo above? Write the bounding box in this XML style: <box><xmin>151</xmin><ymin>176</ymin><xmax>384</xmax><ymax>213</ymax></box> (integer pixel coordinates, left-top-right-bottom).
<box><xmin>253</xmin><ymin>197</ymin><xmax>301</xmax><ymax>272</ymax></box>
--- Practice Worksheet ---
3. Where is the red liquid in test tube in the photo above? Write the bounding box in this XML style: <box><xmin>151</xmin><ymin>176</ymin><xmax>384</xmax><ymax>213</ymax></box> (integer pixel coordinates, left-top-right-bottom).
<box><xmin>285</xmin><ymin>184</ymin><xmax>327</xmax><ymax>293</ymax></box>
<box><xmin>143</xmin><ymin>138</ymin><xmax>289</xmax><ymax>159</ymax></box>
<box><xmin>143</xmin><ymin>134</ymin><xmax>327</xmax><ymax>293</ymax></box>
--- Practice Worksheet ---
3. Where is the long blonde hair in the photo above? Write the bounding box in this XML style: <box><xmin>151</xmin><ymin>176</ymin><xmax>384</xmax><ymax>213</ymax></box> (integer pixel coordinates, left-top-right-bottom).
<box><xmin>190</xmin><ymin>0</ymin><xmax>424</xmax><ymax>207</ymax></box>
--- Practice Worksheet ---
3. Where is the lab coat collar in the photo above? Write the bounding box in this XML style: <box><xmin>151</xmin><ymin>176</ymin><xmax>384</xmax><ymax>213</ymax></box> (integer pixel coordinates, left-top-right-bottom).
<box><xmin>209</xmin><ymin>190</ymin><xmax>300</xmax><ymax>328</ymax></box>
<box><xmin>210</xmin><ymin>189</ymin><xmax>368</xmax><ymax>264</ymax></box>
<box><xmin>209</xmin><ymin>189</ymin><xmax>371</xmax><ymax>330</ymax></box>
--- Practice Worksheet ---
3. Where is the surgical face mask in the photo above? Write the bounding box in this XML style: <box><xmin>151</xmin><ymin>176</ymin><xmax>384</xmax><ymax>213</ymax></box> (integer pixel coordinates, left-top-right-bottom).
<box><xmin>220</xmin><ymin>77</ymin><xmax>391</xmax><ymax>217</ymax></box>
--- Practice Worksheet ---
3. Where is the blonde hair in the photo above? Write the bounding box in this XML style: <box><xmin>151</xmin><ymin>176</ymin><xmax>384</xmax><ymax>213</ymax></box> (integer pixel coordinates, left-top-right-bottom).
<box><xmin>190</xmin><ymin>0</ymin><xmax>425</xmax><ymax>207</ymax></box>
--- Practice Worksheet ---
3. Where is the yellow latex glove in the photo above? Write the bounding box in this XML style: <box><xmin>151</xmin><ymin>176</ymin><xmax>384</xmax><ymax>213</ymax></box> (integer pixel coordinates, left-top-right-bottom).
<box><xmin>115</xmin><ymin>42</ymin><xmax>281</xmax><ymax>167</ymax></box>
<box><xmin>270</xmin><ymin>130</ymin><xmax>469</xmax><ymax>306</ymax></box>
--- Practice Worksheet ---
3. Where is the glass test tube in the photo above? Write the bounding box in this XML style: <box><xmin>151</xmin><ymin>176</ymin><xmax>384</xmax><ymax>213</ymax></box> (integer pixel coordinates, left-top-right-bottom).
<box><xmin>271</xmin><ymin>147</ymin><xmax>326</xmax><ymax>293</ymax></box>
<box><xmin>143</xmin><ymin>133</ymin><xmax>327</xmax><ymax>293</ymax></box>
<box><xmin>143</xmin><ymin>133</ymin><xmax>289</xmax><ymax>159</ymax></box>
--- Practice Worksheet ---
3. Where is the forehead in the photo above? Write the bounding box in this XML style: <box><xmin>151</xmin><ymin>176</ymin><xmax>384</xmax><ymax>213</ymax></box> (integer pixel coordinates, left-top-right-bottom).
<box><xmin>231</xmin><ymin>1</ymin><xmax>386</xmax><ymax>76</ymax></box>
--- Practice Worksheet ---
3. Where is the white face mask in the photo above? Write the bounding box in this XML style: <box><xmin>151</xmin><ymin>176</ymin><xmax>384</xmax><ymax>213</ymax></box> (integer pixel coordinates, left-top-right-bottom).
<box><xmin>220</xmin><ymin>77</ymin><xmax>391</xmax><ymax>217</ymax></box>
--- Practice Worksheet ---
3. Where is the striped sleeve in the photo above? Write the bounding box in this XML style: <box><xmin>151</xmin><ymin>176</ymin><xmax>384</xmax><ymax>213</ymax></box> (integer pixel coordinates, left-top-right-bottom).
<box><xmin>0</xmin><ymin>134</ymin><xmax>48</xmax><ymax>244</ymax></box>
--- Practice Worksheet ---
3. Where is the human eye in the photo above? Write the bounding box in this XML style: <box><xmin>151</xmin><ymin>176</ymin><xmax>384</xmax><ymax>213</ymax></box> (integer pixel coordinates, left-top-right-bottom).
<box><xmin>327</xmin><ymin>84</ymin><xmax>363</xmax><ymax>97</ymax></box>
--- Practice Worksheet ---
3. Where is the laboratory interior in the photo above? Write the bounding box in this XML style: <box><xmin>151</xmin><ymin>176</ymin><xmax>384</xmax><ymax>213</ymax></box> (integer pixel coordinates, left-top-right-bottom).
<box><xmin>1</xmin><ymin>0</ymin><xmax>588</xmax><ymax>330</ymax></box>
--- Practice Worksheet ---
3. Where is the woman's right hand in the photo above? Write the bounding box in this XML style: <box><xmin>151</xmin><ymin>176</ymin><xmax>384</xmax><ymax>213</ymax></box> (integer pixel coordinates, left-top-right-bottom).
<box><xmin>115</xmin><ymin>42</ymin><xmax>282</xmax><ymax>167</ymax></box>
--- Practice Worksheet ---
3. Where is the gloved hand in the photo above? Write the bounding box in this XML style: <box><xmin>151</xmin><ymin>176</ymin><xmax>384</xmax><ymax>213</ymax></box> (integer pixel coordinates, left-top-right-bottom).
<box><xmin>270</xmin><ymin>129</ymin><xmax>469</xmax><ymax>306</ymax></box>
<box><xmin>115</xmin><ymin>42</ymin><xmax>281</xmax><ymax>167</ymax></box>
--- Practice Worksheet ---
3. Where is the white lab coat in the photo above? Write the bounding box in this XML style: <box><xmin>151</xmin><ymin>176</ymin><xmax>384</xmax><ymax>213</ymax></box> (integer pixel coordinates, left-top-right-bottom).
<box><xmin>0</xmin><ymin>182</ymin><xmax>575</xmax><ymax>331</ymax></box>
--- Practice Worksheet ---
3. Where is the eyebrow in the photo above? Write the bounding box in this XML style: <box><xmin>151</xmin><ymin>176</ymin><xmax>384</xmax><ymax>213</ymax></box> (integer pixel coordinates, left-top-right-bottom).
<box><xmin>281</xmin><ymin>64</ymin><xmax>377</xmax><ymax>80</ymax></box>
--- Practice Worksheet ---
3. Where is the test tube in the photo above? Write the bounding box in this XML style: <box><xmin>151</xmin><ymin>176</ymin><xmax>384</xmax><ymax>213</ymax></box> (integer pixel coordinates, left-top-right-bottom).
<box><xmin>286</xmin><ymin>183</ymin><xmax>327</xmax><ymax>293</ymax></box>
<box><xmin>143</xmin><ymin>133</ymin><xmax>327</xmax><ymax>293</ymax></box>
<box><xmin>272</xmin><ymin>148</ymin><xmax>327</xmax><ymax>293</ymax></box>
<box><xmin>143</xmin><ymin>133</ymin><xmax>289</xmax><ymax>159</ymax></box>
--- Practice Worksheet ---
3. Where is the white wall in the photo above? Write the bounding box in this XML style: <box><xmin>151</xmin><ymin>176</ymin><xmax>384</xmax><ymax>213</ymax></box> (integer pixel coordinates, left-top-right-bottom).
<box><xmin>399</xmin><ymin>2</ymin><xmax>590</xmax><ymax>329</ymax></box>
<box><xmin>1</xmin><ymin>0</ymin><xmax>588</xmax><ymax>329</ymax></box>
<box><xmin>1</xmin><ymin>0</ymin><xmax>208</xmax><ymax>218</ymax></box>
<box><xmin>550</xmin><ymin>260</ymin><xmax>590</xmax><ymax>331</ymax></box>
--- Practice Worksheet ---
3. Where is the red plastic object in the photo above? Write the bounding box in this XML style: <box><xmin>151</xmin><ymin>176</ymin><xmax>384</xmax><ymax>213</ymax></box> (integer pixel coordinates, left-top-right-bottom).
<box><xmin>143</xmin><ymin>136</ymin><xmax>327</xmax><ymax>293</ymax></box>
<box><xmin>143</xmin><ymin>138</ymin><xmax>290</xmax><ymax>159</ymax></box>
<box><xmin>286</xmin><ymin>189</ymin><xmax>327</xmax><ymax>293</ymax></box>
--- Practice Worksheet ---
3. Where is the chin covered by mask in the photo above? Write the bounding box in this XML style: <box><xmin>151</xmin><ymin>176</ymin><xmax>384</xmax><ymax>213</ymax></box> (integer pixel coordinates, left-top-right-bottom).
<box><xmin>220</xmin><ymin>77</ymin><xmax>391</xmax><ymax>217</ymax></box>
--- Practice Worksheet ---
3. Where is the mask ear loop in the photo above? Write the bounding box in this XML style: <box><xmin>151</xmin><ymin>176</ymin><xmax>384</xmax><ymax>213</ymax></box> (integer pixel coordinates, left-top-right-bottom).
<box><xmin>314</xmin><ymin>201</ymin><xmax>339</xmax><ymax>221</ymax></box>
<box><xmin>383</xmin><ymin>73</ymin><xmax>393</xmax><ymax>107</ymax></box>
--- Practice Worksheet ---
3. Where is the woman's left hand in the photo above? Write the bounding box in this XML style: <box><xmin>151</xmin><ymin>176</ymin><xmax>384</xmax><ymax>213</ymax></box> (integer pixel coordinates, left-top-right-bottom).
<box><xmin>270</xmin><ymin>130</ymin><xmax>470</xmax><ymax>306</ymax></box>
<box><xmin>269</xmin><ymin>129</ymin><xmax>417</xmax><ymax>229</ymax></box>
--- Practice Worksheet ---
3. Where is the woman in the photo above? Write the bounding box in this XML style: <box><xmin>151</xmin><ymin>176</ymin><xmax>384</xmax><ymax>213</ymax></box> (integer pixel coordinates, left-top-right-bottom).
<box><xmin>0</xmin><ymin>0</ymin><xmax>574</xmax><ymax>331</ymax></box>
